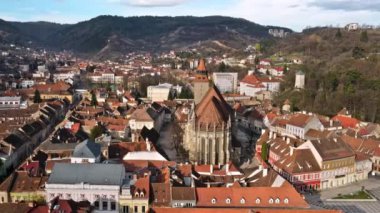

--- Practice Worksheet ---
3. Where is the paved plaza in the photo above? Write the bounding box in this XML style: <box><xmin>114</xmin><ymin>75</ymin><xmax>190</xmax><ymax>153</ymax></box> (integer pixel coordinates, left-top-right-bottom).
<box><xmin>305</xmin><ymin>177</ymin><xmax>380</xmax><ymax>213</ymax></box>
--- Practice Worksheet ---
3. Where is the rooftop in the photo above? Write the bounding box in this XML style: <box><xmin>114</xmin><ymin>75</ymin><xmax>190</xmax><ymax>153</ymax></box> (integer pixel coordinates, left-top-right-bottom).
<box><xmin>47</xmin><ymin>163</ymin><xmax>124</xmax><ymax>186</ymax></box>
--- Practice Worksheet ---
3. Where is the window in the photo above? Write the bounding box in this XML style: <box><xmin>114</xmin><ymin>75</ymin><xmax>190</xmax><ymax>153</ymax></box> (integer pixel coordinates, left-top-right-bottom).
<box><xmin>103</xmin><ymin>201</ymin><xmax>108</xmax><ymax>210</ymax></box>
<box><xmin>94</xmin><ymin>201</ymin><xmax>99</xmax><ymax>210</ymax></box>
<box><xmin>142</xmin><ymin>206</ymin><xmax>146</xmax><ymax>212</ymax></box>
<box><xmin>269</xmin><ymin>198</ymin><xmax>274</xmax><ymax>204</ymax></box>
<box><xmin>255</xmin><ymin>198</ymin><xmax>261</xmax><ymax>204</ymax></box>
<box><xmin>111</xmin><ymin>202</ymin><xmax>116</xmax><ymax>210</ymax></box>
<box><xmin>284</xmin><ymin>198</ymin><xmax>289</xmax><ymax>204</ymax></box>
<box><xmin>240</xmin><ymin>198</ymin><xmax>246</xmax><ymax>204</ymax></box>
<box><xmin>226</xmin><ymin>198</ymin><xmax>231</xmax><ymax>204</ymax></box>
<box><xmin>211</xmin><ymin>198</ymin><xmax>216</xmax><ymax>204</ymax></box>
<box><xmin>275</xmin><ymin>198</ymin><xmax>280</xmax><ymax>204</ymax></box>
<box><xmin>134</xmin><ymin>206</ymin><xmax>138</xmax><ymax>213</ymax></box>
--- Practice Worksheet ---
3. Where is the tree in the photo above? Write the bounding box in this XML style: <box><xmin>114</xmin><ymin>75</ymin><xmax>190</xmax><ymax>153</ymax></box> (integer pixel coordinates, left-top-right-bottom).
<box><xmin>360</xmin><ymin>30</ymin><xmax>368</xmax><ymax>42</ymax></box>
<box><xmin>352</xmin><ymin>46</ymin><xmax>365</xmax><ymax>59</ymax></box>
<box><xmin>34</xmin><ymin>90</ymin><xmax>42</xmax><ymax>103</ymax></box>
<box><xmin>178</xmin><ymin>87</ymin><xmax>194</xmax><ymax>99</ymax></box>
<box><xmin>261</xmin><ymin>142</ymin><xmax>269</xmax><ymax>162</ymax></box>
<box><xmin>335</xmin><ymin>29</ymin><xmax>342</xmax><ymax>39</ymax></box>
<box><xmin>168</xmin><ymin>90</ymin><xmax>175</xmax><ymax>100</ymax></box>
<box><xmin>89</xmin><ymin>126</ymin><xmax>103</xmax><ymax>140</ymax></box>
<box><xmin>91</xmin><ymin>92</ymin><xmax>98</xmax><ymax>106</ymax></box>
<box><xmin>218</xmin><ymin>62</ymin><xmax>227</xmax><ymax>72</ymax></box>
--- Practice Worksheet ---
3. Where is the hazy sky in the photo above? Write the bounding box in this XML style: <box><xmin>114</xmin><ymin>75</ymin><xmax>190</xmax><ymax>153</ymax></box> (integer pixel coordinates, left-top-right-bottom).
<box><xmin>1</xmin><ymin>0</ymin><xmax>379</xmax><ymax>31</ymax></box>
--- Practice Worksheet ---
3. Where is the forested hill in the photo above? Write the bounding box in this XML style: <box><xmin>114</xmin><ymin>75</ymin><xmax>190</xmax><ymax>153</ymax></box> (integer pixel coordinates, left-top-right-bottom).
<box><xmin>270</xmin><ymin>27</ymin><xmax>380</xmax><ymax>122</ymax></box>
<box><xmin>0</xmin><ymin>15</ymin><xmax>291</xmax><ymax>57</ymax></box>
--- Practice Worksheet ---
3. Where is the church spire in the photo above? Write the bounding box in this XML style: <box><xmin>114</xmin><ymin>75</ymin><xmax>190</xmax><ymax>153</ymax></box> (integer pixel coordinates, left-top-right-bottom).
<box><xmin>197</xmin><ymin>58</ymin><xmax>207</xmax><ymax>72</ymax></box>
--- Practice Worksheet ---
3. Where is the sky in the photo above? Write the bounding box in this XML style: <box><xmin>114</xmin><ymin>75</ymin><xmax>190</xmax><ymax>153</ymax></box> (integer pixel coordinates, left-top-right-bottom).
<box><xmin>1</xmin><ymin>0</ymin><xmax>380</xmax><ymax>31</ymax></box>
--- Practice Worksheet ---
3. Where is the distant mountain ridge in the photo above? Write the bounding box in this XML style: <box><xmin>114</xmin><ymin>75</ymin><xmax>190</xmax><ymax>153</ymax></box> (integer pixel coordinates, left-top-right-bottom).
<box><xmin>0</xmin><ymin>15</ymin><xmax>292</xmax><ymax>58</ymax></box>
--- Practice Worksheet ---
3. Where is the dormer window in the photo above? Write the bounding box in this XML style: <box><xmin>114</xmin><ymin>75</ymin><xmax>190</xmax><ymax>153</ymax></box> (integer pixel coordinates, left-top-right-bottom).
<box><xmin>269</xmin><ymin>198</ymin><xmax>274</xmax><ymax>204</ymax></box>
<box><xmin>284</xmin><ymin>198</ymin><xmax>289</xmax><ymax>204</ymax></box>
<box><xmin>255</xmin><ymin>198</ymin><xmax>261</xmax><ymax>204</ymax></box>
<box><xmin>211</xmin><ymin>198</ymin><xmax>217</xmax><ymax>204</ymax></box>
<box><xmin>135</xmin><ymin>192</ymin><xmax>139</xmax><ymax>197</ymax></box>
<box><xmin>240</xmin><ymin>198</ymin><xmax>246</xmax><ymax>204</ymax></box>
<box><xmin>275</xmin><ymin>198</ymin><xmax>280</xmax><ymax>204</ymax></box>
<box><xmin>140</xmin><ymin>192</ymin><xmax>145</xmax><ymax>197</ymax></box>
<box><xmin>226</xmin><ymin>198</ymin><xmax>231</xmax><ymax>204</ymax></box>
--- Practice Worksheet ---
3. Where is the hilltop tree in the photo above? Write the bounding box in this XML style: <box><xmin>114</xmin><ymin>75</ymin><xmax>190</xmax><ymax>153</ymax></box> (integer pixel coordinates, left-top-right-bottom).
<box><xmin>360</xmin><ymin>30</ymin><xmax>368</xmax><ymax>42</ymax></box>
<box><xmin>91</xmin><ymin>92</ymin><xmax>98</xmax><ymax>106</ymax></box>
<box><xmin>335</xmin><ymin>29</ymin><xmax>342</xmax><ymax>39</ymax></box>
<box><xmin>34</xmin><ymin>90</ymin><xmax>42</xmax><ymax>103</ymax></box>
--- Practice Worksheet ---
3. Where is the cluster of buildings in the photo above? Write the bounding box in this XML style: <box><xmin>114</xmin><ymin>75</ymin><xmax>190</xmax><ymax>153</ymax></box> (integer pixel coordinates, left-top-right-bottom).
<box><xmin>0</xmin><ymin>41</ymin><xmax>371</xmax><ymax>213</ymax></box>
<box><xmin>255</xmin><ymin>108</ymin><xmax>380</xmax><ymax>191</ymax></box>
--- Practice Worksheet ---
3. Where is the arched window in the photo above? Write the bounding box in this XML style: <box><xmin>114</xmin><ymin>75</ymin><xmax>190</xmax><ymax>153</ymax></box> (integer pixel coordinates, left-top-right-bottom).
<box><xmin>140</xmin><ymin>192</ymin><xmax>144</xmax><ymax>197</ymax></box>
<box><xmin>255</xmin><ymin>198</ymin><xmax>261</xmax><ymax>204</ymax></box>
<box><xmin>226</xmin><ymin>198</ymin><xmax>231</xmax><ymax>204</ymax></box>
<box><xmin>284</xmin><ymin>198</ymin><xmax>289</xmax><ymax>204</ymax></box>
<box><xmin>275</xmin><ymin>198</ymin><xmax>280</xmax><ymax>204</ymax></box>
<box><xmin>240</xmin><ymin>198</ymin><xmax>246</xmax><ymax>204</ymax></box>
<box><xmin>211</xmin><ymin>198</ymin><xmax>217</xmax><ymax>204</ymax></box>
<box><xmin>269</xmin><ymin>198</ymin><xmax>274</xmax><ymax>204</ymax></box>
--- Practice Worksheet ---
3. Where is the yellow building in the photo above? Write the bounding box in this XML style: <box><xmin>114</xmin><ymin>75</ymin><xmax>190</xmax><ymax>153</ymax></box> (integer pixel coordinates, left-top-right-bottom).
<box><xmin>0</xmin><ymin>171</ymin><xmax>47</xmax><ymax>203</ymax></box>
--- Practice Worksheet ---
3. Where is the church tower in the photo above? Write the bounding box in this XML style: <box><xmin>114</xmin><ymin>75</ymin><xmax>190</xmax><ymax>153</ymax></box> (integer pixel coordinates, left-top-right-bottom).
<box><xmin>193</xmin><ymin>59</ymin><xmax>210</xmax><ymax>105</ymax></box>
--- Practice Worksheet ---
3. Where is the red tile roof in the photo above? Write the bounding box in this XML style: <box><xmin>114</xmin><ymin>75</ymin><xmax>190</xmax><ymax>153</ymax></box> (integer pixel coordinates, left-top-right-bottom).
<box><xmin>132</xmin><ymin>176</ymin><xmax>150</xmax><ymax>199</ymax></box>
<box><xmin>332</xmin><ymin>115</ymin><xmax>359</xmax><ymax>128</ymax></box>
<box><xmin>152</xmin><ymin>208</ymin><xmax>342</xmax><ymax>213</ymax></box>
<box><xmin>196</xmin><ymin>182</ymin><xmax>308</xmax><ymax>208</ymax></box>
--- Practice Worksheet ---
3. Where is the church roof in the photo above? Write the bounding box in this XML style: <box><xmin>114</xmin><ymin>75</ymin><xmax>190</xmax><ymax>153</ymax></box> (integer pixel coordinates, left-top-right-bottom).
<box><xmin>195</xmin><ymin>85</ymin><xmax>232</xmax><ymax>130</ymax></box>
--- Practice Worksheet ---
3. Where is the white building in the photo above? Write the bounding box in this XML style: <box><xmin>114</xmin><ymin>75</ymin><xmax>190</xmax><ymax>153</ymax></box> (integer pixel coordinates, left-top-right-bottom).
<box><xmin>239</xmin><ymin>72</ymin><xmax>280</xmax><ymax>97</ymax></box>
<box><xmin>212</xmin><ymin>72</ymin><xmax>238</xmax><ymax>93</ymax></box>
<box><xmin>295</xmin><ymin>71</ymin><xmax>305</xmax><ymax>89</ymax></box>
<box><xmin>285</xmin><ymin>113</ymin><xmax>323</xmax><ymax>139</ymax></box>
<box><xmin>20</xmin><ymin>79</ymin><xmax>35</xmax><ymax>88</ymax></box>
<box><xmin>46</xmin><ymin>163</ymin><xmax>125</xmax><ymax>213</ymax></box>
<box><xmin>0</xmin><ymin>96</ymin><xmax>22</xmax><ymax>110</ymax></box>
<box><xmin>147</xmin><ymin>83</ymin><xmax>175</xmax><ymax>102</ymax></box>
<box><xmin>345</xmin><ymin>23</ymin><xmax>359</xmax><ymax>31</ymax></box>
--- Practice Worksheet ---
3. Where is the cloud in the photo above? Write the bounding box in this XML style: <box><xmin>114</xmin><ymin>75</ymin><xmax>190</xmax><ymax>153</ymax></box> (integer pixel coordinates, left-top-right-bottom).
<box><xmin>109</xmin><ymin>0</ymin><xmax>188</xmax><ymax>7</ymax></box>
<box><xmin>309</xmin><ymin>0</ymin><xmax>380</xmax><ymax>12</ymax></box>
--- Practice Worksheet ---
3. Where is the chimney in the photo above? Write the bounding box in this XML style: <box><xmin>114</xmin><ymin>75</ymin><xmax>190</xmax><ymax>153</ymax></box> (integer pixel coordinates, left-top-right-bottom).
<box><xmin>263</xmin><ymin>168</ymin><xmax>268</xmax><ymax>177</ymax></box>
<box><xmin>282</xmin><ymin>136</ymin><xmax>285</xmax><ymax>141</ymax></box>
<box><xmin>226</xmin><ymin>163</ymin><xmax>230</xmax><ymax>173</ymax></box>
<box><xmin>330</xmin><ymin>119</ymin><xmax>333</xmax><ymax>127</ymax></box>
<box><xmin>210</xmin><ymin>165</ymin><xmax>213</xmax><ymax>174</ymax></box>
<box><xmin>273</xmin><ymin>133</ymin><xmax>277</xmax><ymax>139</ymax></box>
<box><xmin>286</xmin><ymin>137</ymin><xmax>290</xmax><ymax>144</ymax></box>
<box><xmin>269</xmin><ymin>131</ymin><xmax>273</xmax><ymax>139</ymax></box>
<box><xmin>290</xmin><ymin>147</ymin><xmax>294</xmax><ymax>156</ymax></box>
<box><xmin>146</xmin><ymin>138</ymin><xmax>151</xmax><ymax>151</ymax></box>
